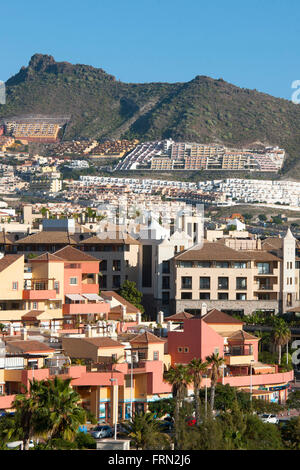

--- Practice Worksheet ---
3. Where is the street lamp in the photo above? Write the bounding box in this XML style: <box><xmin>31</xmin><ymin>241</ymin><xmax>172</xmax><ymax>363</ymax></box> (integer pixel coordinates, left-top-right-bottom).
<box><xmin>220</xmin><ymin>364</ymin><xmax>226</xmax><ymax>386</ymax></box>
<box><xmin>250</xmin><ymin>360</ymin><xmax>255</xmax><ymax>402</ymax></box>
<box><xmin>202</xmin><ymin>374</ymin><xmax>208</xmax><ymax>418</ymax></box>
<box><xmin>110</xmin><ymin>378</ymin><xmax>118</xmax><ymax>440</ymax></box>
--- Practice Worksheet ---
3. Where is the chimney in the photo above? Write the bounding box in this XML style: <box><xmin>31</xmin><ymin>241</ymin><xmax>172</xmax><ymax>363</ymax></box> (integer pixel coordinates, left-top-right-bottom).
<box><xmin>157</xmin><ymin>311</ymin><xmax>164</xmax><ymax>325</ymax></box>
<box><xmin>9</xmin><ymin>323</ymin><xmax>14</xmax><ymax>336</ymax></box>
<box><xmin>122</xmin><ymin>305</ymin><xmax>127</xmax><ymax>319</ymax></box>
<box><xmin>201</xmin><ymin>303</ymin><xmax>207</xmax><ymax>317</ymax></box>
<box><xmin>21</xmin><ymin>327</ymin><xmax>27</xmax><ymax>341</ymax></box>
<box><xmin>136</xmin><ymin>312</ymin><xmax>141</xmax><ymax>324</ymax></box>
<box><xmin>85</xmin><ymin>324</ymin><xmax>92</xmax><ymax>338</ymax></box>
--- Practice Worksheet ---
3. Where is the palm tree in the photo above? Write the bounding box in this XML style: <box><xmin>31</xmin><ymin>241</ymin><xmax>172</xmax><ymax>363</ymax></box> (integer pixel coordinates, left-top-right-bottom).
<box><xmin>12</xmin><ymin>379</ymin><xmax>45</xmax><ymax>450</ymax></box>
<box><xmin>206</xmin><ymin>353</ymin><xmax>226</xmax><ymax>412</ymax></box>
<box><xmin>122</xmin><ymin>412</ymin><xmax>168</xmax><ymax>450</ymax></box>
<box><xmin>188</xmin><ymin>358</ymin><xmax>208</xmax><ymax>425</ymax></box>
<box><xmin>273</xmin><ymin>320</ymin><xmax>291</xmax><ymax>365</ymax></box>
<box><xmin>38</xmin><ymin>377</ymin><xmax>86</xmax><ymax>442</ymax></box>
<box><xmin>164</xmin><ymin>364</ymin><xmax>191</xmax><ymax>444</ymax></box>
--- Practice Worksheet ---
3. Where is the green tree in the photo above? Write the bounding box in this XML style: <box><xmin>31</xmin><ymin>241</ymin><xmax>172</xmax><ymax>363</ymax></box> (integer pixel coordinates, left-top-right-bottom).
<box><xmin>122</xmin><ymin>412</ymin><xmax>170</xmax><ymax>450</ymax></box>
<box><xmin>119</xmin><ymin>280</ymin><xmax>144</xmax><ymax>313</ymax></box>
<box><xmin>281</xmin><ymin>416</ymin><xmax>300</xmax><ymax>449</ymax></box>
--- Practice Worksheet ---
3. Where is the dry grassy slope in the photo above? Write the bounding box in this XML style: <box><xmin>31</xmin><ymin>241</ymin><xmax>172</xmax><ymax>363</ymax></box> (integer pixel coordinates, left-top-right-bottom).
<box><xmin>1</xmin><ymin>54</ymin><xmax>300</xmax><ymax>177</ymax></box>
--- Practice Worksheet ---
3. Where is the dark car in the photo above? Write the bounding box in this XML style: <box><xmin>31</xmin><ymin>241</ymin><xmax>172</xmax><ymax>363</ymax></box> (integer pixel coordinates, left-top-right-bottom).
<box><xmin>159</xmin><ymin>421</ymin><xmax>174</xmax><ymax>434</ymax></box>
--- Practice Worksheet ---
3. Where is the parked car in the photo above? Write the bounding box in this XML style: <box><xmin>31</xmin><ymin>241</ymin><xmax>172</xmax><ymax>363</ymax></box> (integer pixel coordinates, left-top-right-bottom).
<box><xmin>259</xmin><ymin>414</ymin><xmax>279</xmax><ymax>424</ymax></box>
<box><xmin>159</xmin><ymin>421</ymin><xmax>174</xmax><ymax>434</ymax></box>
<box><xmin>90</xmin><ymin>425</ymin><xmax>113</xmax><ymax>439</ymax></box>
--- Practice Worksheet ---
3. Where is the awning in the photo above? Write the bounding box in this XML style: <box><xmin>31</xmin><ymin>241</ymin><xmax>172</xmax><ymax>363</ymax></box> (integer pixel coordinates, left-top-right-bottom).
<box><xmin>65</xmin><ymin>294</ymin><xmax>85</xmax><ymax>301</ymax></box>
<box><xmin>22</xmin><ymin>310</ymin><xmax>45</xmax><ymax>321</ymax></box>
<box><xmin>82</xmin><ymin>293</ymin><xmax>103</xmax><ymax>301</ymax></box>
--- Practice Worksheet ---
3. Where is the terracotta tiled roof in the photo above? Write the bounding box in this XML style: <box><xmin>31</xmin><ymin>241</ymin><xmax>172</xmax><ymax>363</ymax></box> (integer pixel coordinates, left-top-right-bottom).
<box><xmin>175</xmin><ymin>241</ymin><xmax>281</xmax><ymax>262</ymax></box>
<box><xmin>15</xmin><ymin>231</ymin><xmax>77</xmax><ymax>245</ymax></box>
<box><xmin>0</xmin><ymin>254</ymin><xmax>23</xmax><ymax>272</ymax></box>
<box><xmin>101</xmin><ymin>291</ymin><xmax>140</xmax><ymax>313</ymax></box>
<box><xmin>21</xmin><ymin>310</ymin><xmax>45</xmax><ymax>319</ymax></box>
<box><xmin>201</xmin><ymin>308</ymin><xmax>244</xmax><ymax>325</ymax></box>
<box><xmin>31</xmin><ymin>252</ymin><xmax>63</xmax><ymax>262</ymax></box>
<box><xmin>164</xmin><ymin>312</ymin><xmax>193</xmax><ymax>321</ymax></box>
<box><xmin>78</xmin><ymin>233</ymin><xmax>140</xmax><ymax>245</ymax></box>
<box><xmin>82</xmin><ymin>337</ymin><xmax>124</xmax><ymax>348</ymax></box>
<box><xmin>53</xmin><ymin>245</ymin><xmax>99</xmax><ymax>262</ymax></box>
<box><xmin>130</xmin><ymin>331</ymin><xmax>165</xmax><ymax>344</ymax></box>
<box><xmin>228</xmin><ymin>330</ymin><xmax>260</xmax><ymax>341</ymax></box>
<box><xmin>6</xmin><ymin>340</ymin><xmax>55</xmax><ymax>353</ymax></box>
<box><xmin>175</xmin><ymin>241</ymin><xmax>253</xmax><ymax>261</ymax></box>
<box><xmin>262</xmin><ymin>238</ymin><xmax>283</xmax><ymax>250</ymax></box>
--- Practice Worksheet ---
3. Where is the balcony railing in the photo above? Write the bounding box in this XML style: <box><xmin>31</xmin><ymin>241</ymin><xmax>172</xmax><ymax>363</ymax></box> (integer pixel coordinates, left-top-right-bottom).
<box><xmin>224</xmin><ymin>346</ymin><xmax>253</xmax><ymax>356</ymax></box>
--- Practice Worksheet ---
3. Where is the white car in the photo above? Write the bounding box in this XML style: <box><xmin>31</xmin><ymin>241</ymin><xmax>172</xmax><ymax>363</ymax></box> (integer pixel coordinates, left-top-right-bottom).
<box><xmin>259</xmin><ymin>414</ymin><xmax>279</xmax><ymax>424</ymax></box>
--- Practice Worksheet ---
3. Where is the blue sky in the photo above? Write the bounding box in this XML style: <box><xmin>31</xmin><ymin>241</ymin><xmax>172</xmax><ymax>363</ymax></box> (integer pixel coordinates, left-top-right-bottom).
<box><xmin>1</xmin><ymin>0</ymin><xmax>300</xmax><ymax>100</ymax></box>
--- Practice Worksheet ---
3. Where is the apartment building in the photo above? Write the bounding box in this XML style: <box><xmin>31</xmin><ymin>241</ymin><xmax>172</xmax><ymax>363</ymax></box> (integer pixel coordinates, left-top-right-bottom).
<box><xmin>0</xmin><ymin>246</ymin><xmax>110</xmax><ymax>330</ymax></box>
<box><xmin>167</xmin><ymin>307</ymin><xmax>293</xmax><ymax>403</ymax></box>
<box><xmin>172</xmin><ymin>229</ymin><xmax>299</xmax><ymax>316</ymax></box>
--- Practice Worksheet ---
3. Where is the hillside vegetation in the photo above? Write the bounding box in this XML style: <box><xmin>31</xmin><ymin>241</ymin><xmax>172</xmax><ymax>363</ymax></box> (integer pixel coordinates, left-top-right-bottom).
<box><xmin>1</xmin><ymin>54</ymin><xmax>300</xmax><ymax>176</ymax></box>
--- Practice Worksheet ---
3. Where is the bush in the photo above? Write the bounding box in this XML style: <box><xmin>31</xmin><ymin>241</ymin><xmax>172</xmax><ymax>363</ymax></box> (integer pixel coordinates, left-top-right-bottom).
<box><xmin>75</xmin><ymin>431</ymin><xmax>96</xmax><ymax>449</ymax></box>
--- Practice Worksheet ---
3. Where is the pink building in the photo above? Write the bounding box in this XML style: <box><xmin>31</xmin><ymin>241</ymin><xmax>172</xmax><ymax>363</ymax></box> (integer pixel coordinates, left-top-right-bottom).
<box><xmin>167</xmin><ymin>308</ymin><xmax>293</xmax><ymax>403</ymax></box>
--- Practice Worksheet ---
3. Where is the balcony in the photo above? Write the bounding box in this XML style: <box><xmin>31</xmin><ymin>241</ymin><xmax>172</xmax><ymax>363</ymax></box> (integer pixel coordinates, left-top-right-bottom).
<box><xmin>63</xmin><ymin>302</ymin><xmax>110</xmax><ymax>315</ymax></box>
<box><xmin>23</xmin><ymin>279</ymin><xmax>57</xmax><ymax>300</ymax></box>
<box><xmin>224</xmin><ymin>346</ymin><xmax>255</xmax><ymax>366</ymax></box>
<box><xmin>223</xmin><ymin>370</ymin><xmax>294</xmax><ymax>388</ymax></box>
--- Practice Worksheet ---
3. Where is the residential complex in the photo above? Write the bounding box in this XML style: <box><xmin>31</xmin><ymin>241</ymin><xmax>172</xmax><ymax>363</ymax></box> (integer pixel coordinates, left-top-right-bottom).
<box><xmin>115</xmin><ymin>139</ymin><xmax>285</xmax><ymax>173</ymax></box>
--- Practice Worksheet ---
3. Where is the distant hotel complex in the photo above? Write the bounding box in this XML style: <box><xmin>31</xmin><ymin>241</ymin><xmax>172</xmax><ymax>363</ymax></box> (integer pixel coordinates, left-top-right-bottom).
<box><xmin>115</xmin><ymin>139</ymin><xmax>285</xmax><ymax>173</ymax></box>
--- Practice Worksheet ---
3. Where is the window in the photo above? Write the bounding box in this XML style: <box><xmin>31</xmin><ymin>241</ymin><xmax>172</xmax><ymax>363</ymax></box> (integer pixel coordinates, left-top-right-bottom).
<box><xmin>113</xmin><ymin>275</ymin><xmax>121</xmax><ymax>289</ymax></box>
<box><xmin>33</xmin><ymin>302</ymin><xmax>38</xmax><ymax>309</ymax></box>
<box><xmin>181</xmin><ymin>292</ymin><xmax>192</xmax><ymax>300</ymax></box>
<box><xmin>234</xmin><ymin>262</ymin><xmax>247</xmax><ymax>269</ymax></box>
<box><xmin>162</xmin><ymin>276</ymin><xmax>170</xmax><ymax>289</ymax></box>
<box><xmin>162</xmin><ymin>292</ymin><xmax>170</xmax><ymax>305</ymax></box>
<box><xmin>236</xmin><ymin>277</ymin><xmax>247</xmax><ymax>290</ymax></box>
<box><xmin>200</xmin><ymin>292</ymin><xmax>210</xmax><ymax>300</ymax></box>
<box><xmin>195</xmin><ymin>261</ymin><xmax>211</xmax><ymax>268</ymax></box>
<box><xmin>178</xmin><ymin>347</ymin><xmax>183</xmax><ymax>353</ymax></box>
<box><xmin>180</xmin><ymin>261</ymin><xmax>193</xmax><ymax>268</ymax></box>
<box><xmin>257</xmin><ymin>263</ymin><xmax>270</xmax><ymax>274</ymax></box>
<box><xmin>162</xmin><ymin>260</ymin><xmax>170</xmax><ymax>273</ymax></box>
<box><xmin>236</xmin><ymin>293</ymin><xmax>246</xmax><ymax>300</ymax></box>
<box><xmin>200</xmin><ymin>277</ymin><xmax>210</xmax><ymax>289</ymax></box>
<box><xmin>181</xmin><ymin>277</ymin><xmax>192</xmax><ymax>289</ymax></box>
<box><xmin>12</xmin><ymin>282</ymin><xmax>18</xmax><ymax>290</ymax></box>
<box><xmin>214</xmin><ymin>347</ymin><xmax>219</xmax><ymax>354</ymax></box>
<box><xmin>54</xmin><ymin>281</ymin><xmax>60</xmax><ymax>294</ymax></box>
<box><xmin>100</xmin><ymin>260</ymin><xmax>107</xmax><ymax>271</ymax></box>
<box><xmin>218</xmin><ymin>277</ymin><xmax>228</xmax><ymax>290</ymax></box>
<box><xmin>218</xmin><ymin>293</ymin><xmax>228</xmax><ymax>300</ymax></box>
<box><xmin>216</xmin><ymin>262</ymin><xmax>229</xmax><ymax>268</ymax></box>
<box><xmin>70</xmin><ymin>277</ymin><xmax>78</xmax><ymax>285</ymax></box>
<box><xmin>184</xmin><ymin>347</ymin><xmax>189</xmax><ymax>353</ymax></box>
<box><xmin>113</xmin><ymin>260</ymin><xmax>121</xmax><ymax>272</ymax></box>
<box><xmin>153</xmin><ymin>351</ymin><xmax>159</xmax><ymax>361</ymax></box>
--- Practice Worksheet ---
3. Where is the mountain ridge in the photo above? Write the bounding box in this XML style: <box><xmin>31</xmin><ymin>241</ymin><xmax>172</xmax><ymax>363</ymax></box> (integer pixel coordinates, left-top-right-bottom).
<box><xmin>1</xmin><ymin>54</ymin><xmax>300</xmax><ymax>176</ymax></box>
